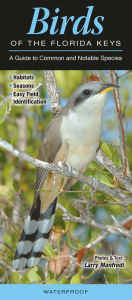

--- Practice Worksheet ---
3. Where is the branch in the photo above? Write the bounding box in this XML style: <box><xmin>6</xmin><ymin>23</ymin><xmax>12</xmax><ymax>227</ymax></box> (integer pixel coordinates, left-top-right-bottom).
<box><xmin>59</xmin><ymin>204</ymin><xmax>132</xmax><ymax>246</ymax></box>
<box><xmin>44</xmin><ymin>71</ymin><xmax>62</xmax><ymax>114</ymax></box>
<box><xmin>118</xmin><ymin>70</ymin><xmax>132</xmax><ymax>80</ymax></box>
<box><xmin>0</xmin><ymin>83</ymin><xmax>42</xmax><ymax>107</ymax></box>
<box><xmin>82</xmin><ymin>71</ymin><xmax>87</xmax><ymax>84</ymax></box>
<box><xmin>110</xmin><ymin>71</ymin><xmax>128</xmax><ymax>176</ymax></box>
<box><xmin>85</xmin><ymin>232</ymin><xmax>109</xmax><ymax>249</ymax></box>
<box><xmin>63</xmin><ymin>213</ymin><xmax>132</xmax><ymax>241</ymax></box>
<box><xmin>0</xmin><ymin>95</ymin><xmax>12</xmax><ymax>120</ymax></box>
<box><xmin>0</xmin><ymin>95</ymin><xmax>11</xmax><ymax>108</ymax></box>
<box><xmin>0</xmin><ymin>83</ymin><xmax>42</xmax><ymax>121</ymax></box>
<box><xmin>96</xmin><ymin>149</ymin><xmax>132</xmax><ymax>193</ymax></box>
<box><xmin>0</xmin><ymin>137</ymin><xmax>132</xmax><ymax>204</ymax></box>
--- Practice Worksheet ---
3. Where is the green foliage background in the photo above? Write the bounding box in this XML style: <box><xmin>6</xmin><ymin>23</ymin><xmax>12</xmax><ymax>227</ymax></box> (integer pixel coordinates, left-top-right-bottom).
<box><xmin>0</xmin><ymin>70</ymin><xmax>132</xmax><ymax>284</ymax></box>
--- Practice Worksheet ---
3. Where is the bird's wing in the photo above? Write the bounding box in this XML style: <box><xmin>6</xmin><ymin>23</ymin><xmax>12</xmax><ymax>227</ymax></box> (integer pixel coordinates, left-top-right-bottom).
<box><xmin>35</xmin><ymin>116</ymin><xmax>62</xmax><ymax>197</ymax></box>
<box><xmin>35</xmin><ymin>105</ymin><xmax>79</xmax><ymax>203</ymax></box>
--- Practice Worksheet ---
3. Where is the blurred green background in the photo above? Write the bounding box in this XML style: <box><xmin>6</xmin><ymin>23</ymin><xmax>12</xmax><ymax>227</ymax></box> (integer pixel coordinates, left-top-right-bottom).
<box><xmin>0</xmin><ymin>70</ymin><xmax>132</xmax><ymax>284</ymax></box>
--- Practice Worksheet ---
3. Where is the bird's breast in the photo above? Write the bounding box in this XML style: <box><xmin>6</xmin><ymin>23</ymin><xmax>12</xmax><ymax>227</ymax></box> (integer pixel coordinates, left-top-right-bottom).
<box><xmin>60</xmin><ymin>110</ymin><xmax>102</xmax><ymax>170</ymax></box>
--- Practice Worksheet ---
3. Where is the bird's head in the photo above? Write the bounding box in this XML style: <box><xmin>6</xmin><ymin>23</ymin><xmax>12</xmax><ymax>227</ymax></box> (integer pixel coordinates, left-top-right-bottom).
<box><xmin>68</xmin><ymin>81</ymin><xmax>119</xmax><ymax>112</ymax></box>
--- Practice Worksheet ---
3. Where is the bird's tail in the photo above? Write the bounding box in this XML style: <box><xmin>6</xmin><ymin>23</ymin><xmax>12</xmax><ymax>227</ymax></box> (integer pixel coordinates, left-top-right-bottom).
<box><xmin>13</xmin><ymin>196</ymin><xmax>57</xmax><ymax>272</ymax></box>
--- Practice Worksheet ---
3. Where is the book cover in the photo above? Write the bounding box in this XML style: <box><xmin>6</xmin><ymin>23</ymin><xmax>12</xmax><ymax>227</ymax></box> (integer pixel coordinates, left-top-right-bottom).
<box><xmin>0</xmin><ymin>0</ymin><xmax>132</xmax><ymax>298</ymax></box>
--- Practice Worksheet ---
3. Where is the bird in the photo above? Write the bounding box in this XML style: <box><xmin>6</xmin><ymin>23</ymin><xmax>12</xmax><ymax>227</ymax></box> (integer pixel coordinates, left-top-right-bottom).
<box><xmin>13</xmin><ymin>80</ymin><xmax>118</xmax><ymax>272</ymax></box>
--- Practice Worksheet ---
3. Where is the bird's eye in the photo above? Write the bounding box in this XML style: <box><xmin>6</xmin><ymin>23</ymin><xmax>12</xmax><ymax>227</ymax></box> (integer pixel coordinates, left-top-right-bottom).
<box><xmin>82</xmin><ymin>89</ymin><xmax>91</xmax><ymax>97</ymax></box>
<box><xmin>74</xmin><ymin>89</ymin><xmax>92</xmax><ymax>106</ymax></box>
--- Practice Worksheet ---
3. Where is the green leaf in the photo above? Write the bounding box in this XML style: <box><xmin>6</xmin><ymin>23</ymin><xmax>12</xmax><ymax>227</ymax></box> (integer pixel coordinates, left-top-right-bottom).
<box><xmin>46</xmin><ymin>279</ymin><xmax>58</xmax><ymax>284</ymax></box>
<box><xmin>0</xmin><ymin>102</ymin><xmax>8</xmax><ymax>117</ymax></box>
<box><xmin>67</xmin><ymin>236</ymin><xmax>83</xmax><ymax>251</ymax></box>
<box><xmin>99</xmin><ymin>173</ymin><xmax>113</xmax><ymax>187</ymax></box>
<box><xmin>0</xmin><ymin>184</ymin><xmax>13</xmax><ymax>198</ymax></box>
<box><xmin>54</xmin><ymin>209</ymin><xmax>65</xmax><ymax>229</ymax></box>
<box><xmin>12</xmin><ymin>272</ymin><xmax>20</xmax><ymax>283</ymax></box>
<box><xmin>0</xmin><ymin>101</ymin><xmax>10</xmax><ymax>124</ymax></box>
<box><xmin>70</xmin><ymin>273</ymin><xmax>81</xmax><ymax>284</ymax></box>
<box><xmin>60</xmin><ymin>277</ymin><xmax>70</xmax><ymax>284</ymax></box>
<box><xmin>101</xmin><ymin>142</ymin><xmax>112</xmax><ymax>159</ymax></box>
<box><xmin>13</xmin><ymin>179</ymin><xmax>20</xmax><ymax>192</ymax></box>
<box><xmin>27</xmin><ymin>266</ymin><xmax>41</xmax><ymax>282</ymax></box>
<box><xmin>43</xmin><ymin>242</ymin><xmax>55</xmax><ymax>258</ymax></box>
<box><xmin>0</xmin><ymin>116</ymin><xmax>6</xmax><ymax>125</ymax></box>
<box><xmin>3</xmin><ymin>232</ymin><xmax>12</xmax><ymax>244</ymax></box>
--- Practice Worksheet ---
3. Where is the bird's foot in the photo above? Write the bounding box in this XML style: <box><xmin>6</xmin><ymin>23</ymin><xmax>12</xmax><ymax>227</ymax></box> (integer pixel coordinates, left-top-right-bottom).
<box><xmin>57</xmin><ymin>161</ymin><xmax>73</xmax><ymax>176</ymax></box>
<box><xmin>63</xmin><ymin>161</ymin><xmax>73</xmax><ymax>174</ymax></box>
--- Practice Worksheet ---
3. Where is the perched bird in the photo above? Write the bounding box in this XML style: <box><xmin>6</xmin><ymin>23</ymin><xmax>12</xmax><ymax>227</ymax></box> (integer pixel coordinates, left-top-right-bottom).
<box><xmin>13</xmin><ymin>81</ymin><xmax>118</xmax><ymax>272</ymax></box>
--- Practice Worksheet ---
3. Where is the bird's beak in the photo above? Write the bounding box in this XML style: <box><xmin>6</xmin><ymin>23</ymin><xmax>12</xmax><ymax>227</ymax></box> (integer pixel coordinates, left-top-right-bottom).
<box><xmin>99</xmin><ymin>83</ymin><xmax>120</xmax><ymax>95</ymax></box>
